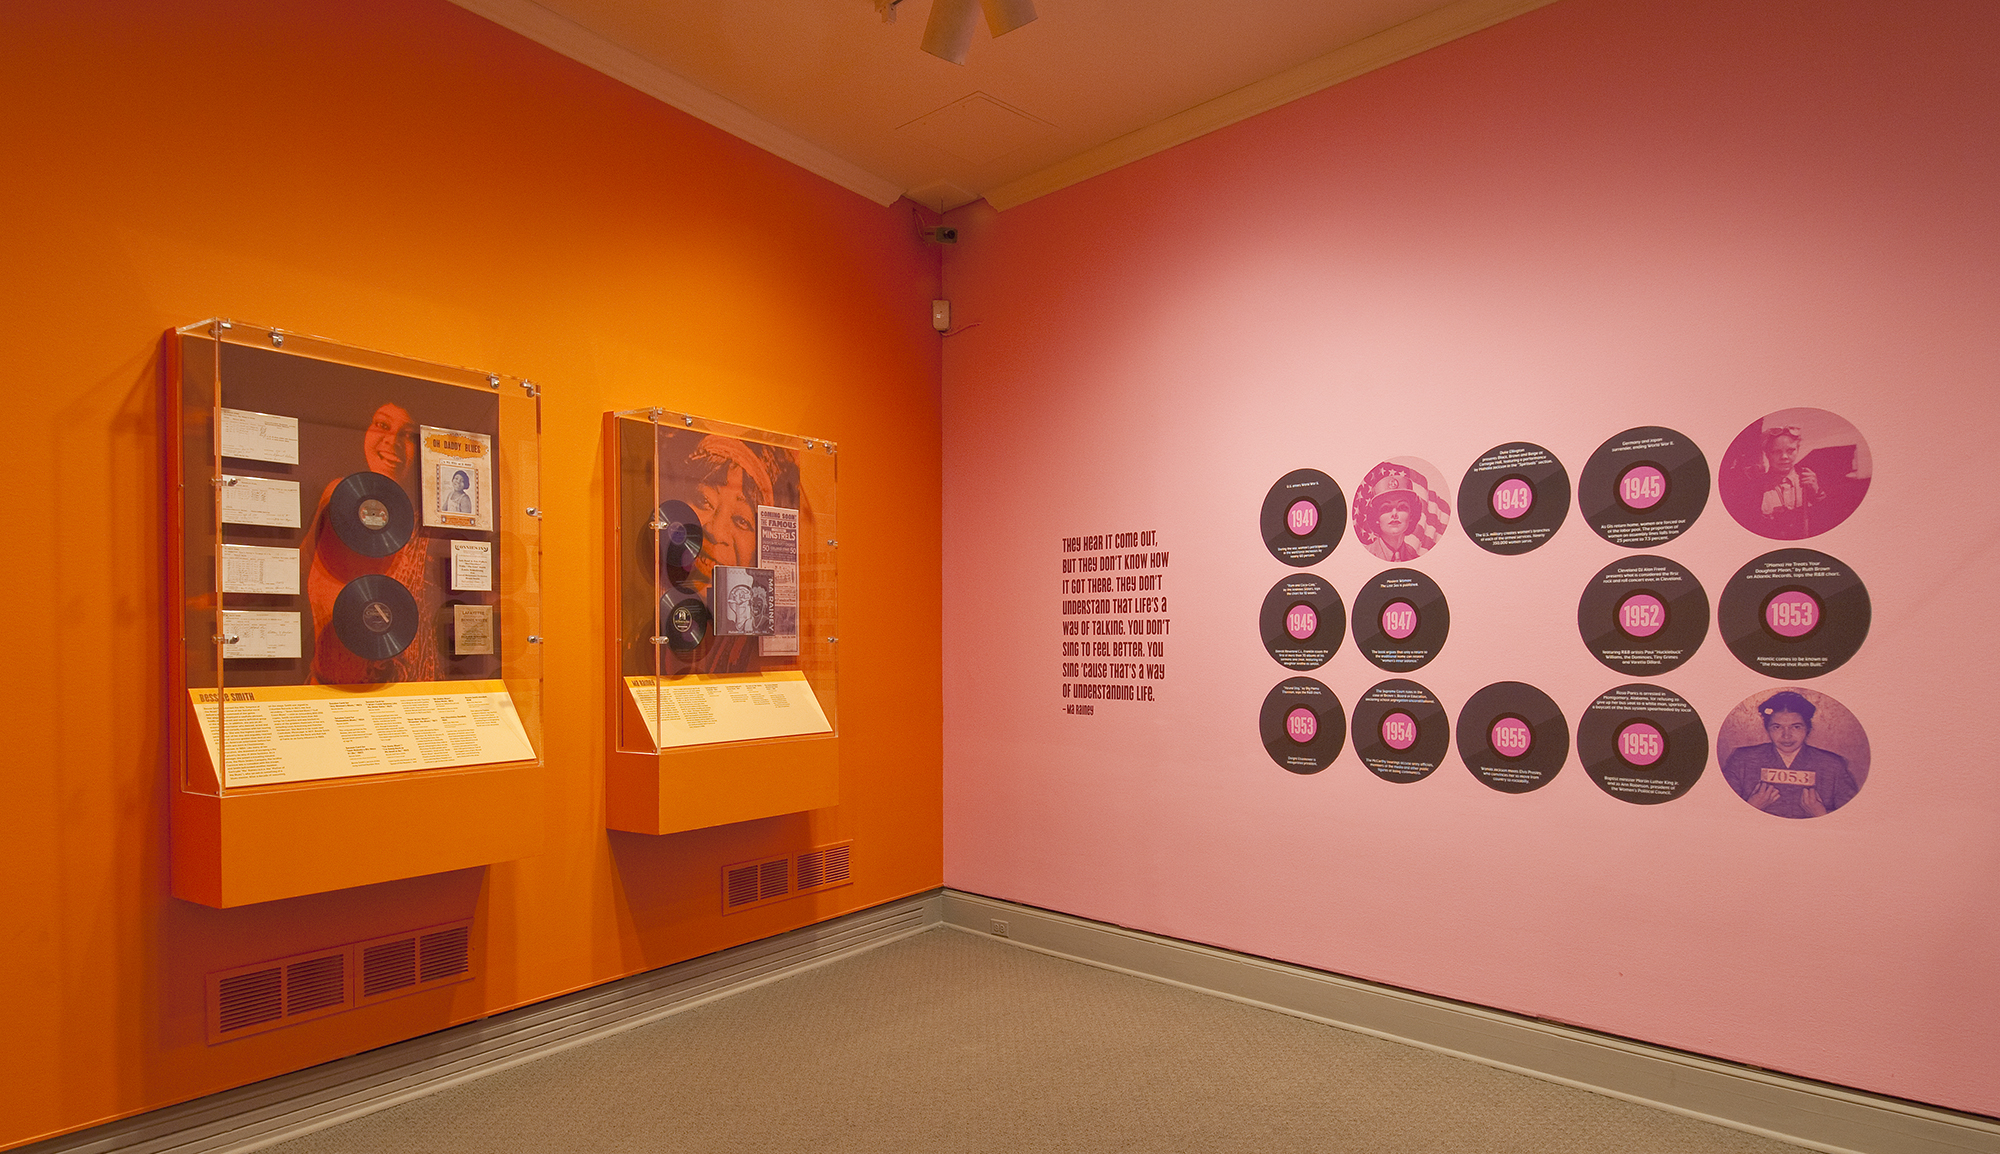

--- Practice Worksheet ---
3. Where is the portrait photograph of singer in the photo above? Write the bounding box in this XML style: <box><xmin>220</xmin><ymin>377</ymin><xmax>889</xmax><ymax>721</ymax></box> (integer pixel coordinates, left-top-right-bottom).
<box><xmin>1718</xmin><ymin>407</ymin><xmax>1872</xmax><ymax>540</ymax></box>
<box><xmin>648</xmin><ymin>431</ymin><xmax>801</xmax><ymax>673</ymax></box>
<box><xmin>1717</xmin><ymin>688</ymin><xmax>1869</xmax><ymax>819</ymax></box>
<box><xmin>442</xmin><ymin>467</ymin><xmax>474</xmax><ymax>515</ymax></box>
<box><xmin>302</xmin><ymin>400</ymin><xmax>439</xmax><ymax>684</ymax></box>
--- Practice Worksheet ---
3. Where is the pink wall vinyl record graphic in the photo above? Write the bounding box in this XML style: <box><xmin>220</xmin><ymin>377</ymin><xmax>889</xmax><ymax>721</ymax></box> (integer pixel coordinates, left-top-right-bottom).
<box><xmin>1578</xmin><ymin>684</ymin><xmax>1708</xmax><ymax>804</ymax></box>
<box><xmin>1350</xmin><ymin>679</ymin><xmax>1450</xmax><ymax>784</ymax></box>
<box><xmin>1578</xmin><ymin>426</ymin><xmax>1710</xmax><ymax>548</ymax></box>
<box><xmin>1261</xmin><ymin>468</ymin><xmax>1345</xmax><ymax>567</ymax></box>
<box><xmin>1259</xmin><ymin>573</ymin><xmax>1344</xmax><ymax>671</ymax></box>
<box><xmin>1458</xmin><ymin>442</ymin><xmax>1571</xmax><ymax>554</ymax></box>
<box><xmin>1259</xmin><ymin>677</ymin><xmax>1345</xmax><ymax>774</ymax></box>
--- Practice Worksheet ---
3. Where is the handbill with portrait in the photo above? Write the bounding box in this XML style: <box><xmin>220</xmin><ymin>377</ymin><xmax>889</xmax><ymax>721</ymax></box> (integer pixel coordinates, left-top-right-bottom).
<box><xmin>714</xmin><ymin>566</ymin><xmax>778</xmax><ymax>636</ymax></box>
<box><xmin>420</xmin><ymin>425</ymin><xmax>493</xmax><ymax>531</ymax></box>
<box><xmin>757</xmin><ymin>505</ymin><xmax>800</xmax><ymax>657</ymax></box>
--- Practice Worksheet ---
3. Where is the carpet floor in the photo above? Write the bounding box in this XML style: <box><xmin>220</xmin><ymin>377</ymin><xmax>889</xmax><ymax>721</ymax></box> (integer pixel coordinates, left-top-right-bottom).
<box><xmin>269</xmin><ymin>927</ymin><xmax>1807</xmax><ymax>1153</ymax></box>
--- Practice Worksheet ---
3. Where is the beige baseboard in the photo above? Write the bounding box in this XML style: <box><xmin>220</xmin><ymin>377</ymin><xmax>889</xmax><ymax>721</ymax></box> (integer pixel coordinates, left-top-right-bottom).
<box><xmin>20</xmin><ymin>893</ymin><xmax>942</xmax><ymax>1154</ymax></box>
<box><xmin>943</xmin><ymin>890</ymin><xmax>2000</xmax><ymax>1154</ymax></box>
<box><xmin>26</xmin><ymin>889</ymin><xmax>1996</xmax><ymax>1154</ymax></box>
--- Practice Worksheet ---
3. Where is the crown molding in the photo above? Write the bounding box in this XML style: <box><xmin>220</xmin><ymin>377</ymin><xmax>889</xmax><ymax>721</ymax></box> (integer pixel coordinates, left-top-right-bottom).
<box><xmin>448</xmin><ymin>0</ymin><xmax>1561</xmax><ymax>215</ymax></box>
<box><xmin>446</xmin><ymin>0</ymin><xmax>909</xmax><ymax>206</ymax></box>
<box><xmin>983</xmin><ymin>0</ymin><xmax>1565</xmax><ymax>211</ymax></box>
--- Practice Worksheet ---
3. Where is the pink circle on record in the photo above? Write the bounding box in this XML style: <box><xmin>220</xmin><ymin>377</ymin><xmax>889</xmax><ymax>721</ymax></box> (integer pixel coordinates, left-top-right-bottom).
<box><xmin>1380</xmin><ymin>600</ymin><xmax>1418</xmax><ymax>640</ymax></box>
<box><xmin>1491</xmin><ymin>478</ymin><xmax>1535</xmax><ymax>520</ymax></box>
<box><xmin>1617</xmin><ymin>721</ymin><xmax>1665</xmax><ymax>767</ymax></box>
<box><xmin>1490</xmin><ymin>717</ymin><xmax>1533</xmax><ymax>757</ymax></box>
<box><xmin>1618</xmin><ymin>465</ymin><xmax>1667</xmax><ymax>511</ymax></box>
<box><xmin>1286</xmin><ymin>707</ymin><xmax>1319</xmax><ymax>744</ymax></box>
<box><xmin>1286</xmin><ymin>499</ymin><xmax>1319</xmax><ymax>537</ymax></box>
<box><xmin>1381</xmin><ymin>711</ymin><xmax>1418</xmax><ymax>751</ymax></box>
<box><xmin>1286</xmin><ymin>603</ymin><xmax>1318</xmax><ymax>640</ymax></box>
<box><xmin>1617</xmin><ymin>592</ymin><xmax>1667</xmax><ymax>638</ymax></box>
<box><xmin>1765</xmin><ymin>590</ymin><xmax>1820</xmax><ymax>637</ymax></box>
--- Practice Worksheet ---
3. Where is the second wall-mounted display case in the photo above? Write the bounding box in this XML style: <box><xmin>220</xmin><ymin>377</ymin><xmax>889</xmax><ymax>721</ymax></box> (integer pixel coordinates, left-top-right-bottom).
<box><xmin>603</xmin><ymin>409</ymin><xmax>839</xmax><ymax>834</ymax></box>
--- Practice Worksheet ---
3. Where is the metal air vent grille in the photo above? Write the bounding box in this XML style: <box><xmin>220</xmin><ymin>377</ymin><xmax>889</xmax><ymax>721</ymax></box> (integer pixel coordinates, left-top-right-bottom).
<box><xmin>723</xmin><ymin>842</ymin><xmax>854</xmax><ymax>914</ymax></box>
<box><xmin>209</xmin><ymin>949</ymin><xmax>350</xmax><ymax>1042</ymax></box>
<box><xmin>209</xmin><ymin>919</ymin><xmax>475</xmax><ymax>1042</ymax></box>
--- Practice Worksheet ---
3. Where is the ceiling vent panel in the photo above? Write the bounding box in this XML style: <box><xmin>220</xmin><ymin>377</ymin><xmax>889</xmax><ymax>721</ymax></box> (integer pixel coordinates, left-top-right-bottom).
<box><xmin>897</xmin><ymin>92</ymin><xmax>1054</xmax><ymax>166</ymax></box>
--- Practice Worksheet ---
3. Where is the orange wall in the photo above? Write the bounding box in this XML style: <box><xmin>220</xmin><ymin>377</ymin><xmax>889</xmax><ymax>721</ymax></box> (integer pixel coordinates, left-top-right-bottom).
<box><xmin>0</xmin><ymin>2</ymin><xmax>943</xmax><ymax>1146</ymax></box>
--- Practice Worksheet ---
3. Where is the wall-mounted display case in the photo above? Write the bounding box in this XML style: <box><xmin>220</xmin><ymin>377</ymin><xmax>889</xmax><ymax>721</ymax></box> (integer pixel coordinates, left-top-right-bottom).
<box><xmin>603</xmin><ymin>409</ymin><xmax>839</xmax><ymax>834</ymax></box>
<box><xmin>167</xmin><ymin>319</ymin><xmax>545</xmax><ymax>906</ymax></box>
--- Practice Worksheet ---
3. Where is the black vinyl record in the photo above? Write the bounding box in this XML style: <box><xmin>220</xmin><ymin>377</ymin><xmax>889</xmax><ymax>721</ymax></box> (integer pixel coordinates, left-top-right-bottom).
<box><xmin>1458</xmin><ymin>442</ymin><xmax>1571</xmax><ymax>555</ymax></box>
<box><xmin>328</xmin><ymin>471</ymin><xmax>416</xmax><ymax>557</ymax></box>
<box><xmin>650</xmin><ymin>499</ymin><xmax>705</xmax><ymax>588</ymax></box>
<box><xmin>1578</xmin><ymin>684</ymin><xmax>1708</xmax><ymax>805</ymax></box>
<box><xmin>1456</xmin><ymin>682</ymin><xmax>1568</xmax><ymax>794</ymax></box>
<box><xmin>659</xmin><ymin>593</ymin><xmax>711</xmax><ymax>653</ymax></box>
<box><xmin>1576</xmin><ymin>555</ymin><xmax>1709</xmax><ymax>675</ymax></box>
<box><xmin>1259</xmin><ymin>677</ymin><xmax>1345</xmax><ymax>775</ymax></box>
<box><xmin>331</xmin><ymin>573</ymin><xmax>419</xmax><ymax>661</ymax></box>
<box><xmin>1350</xmin><ymin>569</ymin><xmax>1450</xmax><ymax>672</ymax></box>
<box><xmin>1259</xmin><ymin>574</ymin><xmax>1345</xmax><ymax>670</ymax></box>
<box><xmin>1718</xmin><ymin>549</ymin><xmax>1870</xmax><ymax>679</ymax></box>
<box><xmin>1261</xmin><ymin>468</ymin><xmax>1346</xmax><ymax>567</ymax></box>
<box><xmin>1578</xmin><ymin>426</ymin><xmax>1710</xmax><ymax>548</ymax></box>
<box><xmin>1350</xmin><ymin>679</ymin><xmax>1450</xmax><ymax>783</ymax></box>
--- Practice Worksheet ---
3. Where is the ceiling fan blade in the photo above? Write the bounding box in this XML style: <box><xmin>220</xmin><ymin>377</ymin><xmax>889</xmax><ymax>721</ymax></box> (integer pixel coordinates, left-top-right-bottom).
<box><xmin>920</xmin><ymin>0</ymin><xmax>978</xmax><ymax>64</ymax></box>
<box><xmin>980</xmin><ymin>0</ymin><xmax>1037</xmax><ymax>37</ymax></box>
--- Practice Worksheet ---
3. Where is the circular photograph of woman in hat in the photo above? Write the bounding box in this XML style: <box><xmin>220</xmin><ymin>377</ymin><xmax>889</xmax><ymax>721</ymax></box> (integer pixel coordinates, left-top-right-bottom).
<box><xmin>1351</xmin><ymin>458</ymin><xmax>1452</xmax><ymax>562</ymax></box>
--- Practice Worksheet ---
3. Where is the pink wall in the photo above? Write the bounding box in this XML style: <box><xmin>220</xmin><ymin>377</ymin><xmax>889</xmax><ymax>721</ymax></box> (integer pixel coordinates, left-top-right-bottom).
<box><xmin>941</xmin><ymin>0</ymin><xmax>2000</xmax><ymax>1115</ymax></box>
